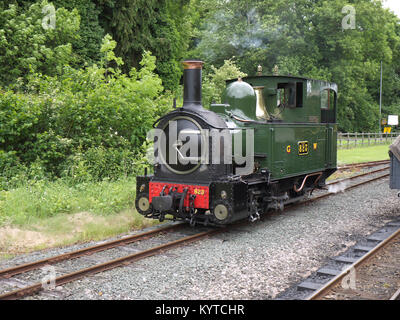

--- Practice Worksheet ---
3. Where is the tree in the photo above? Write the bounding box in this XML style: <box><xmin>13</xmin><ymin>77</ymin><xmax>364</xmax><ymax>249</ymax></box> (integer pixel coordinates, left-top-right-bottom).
<box><xmin>202</xmin><ymin>58</ymin><xmax>247</xmax><ymax>107</ymax></box>
<box><xmin>0</xmin><ymin>35</ymin><xmax>172</xmax><ymax>182</ymax></box>
<box><xmin>1</xmin><ymin>0</ymin><xmax>105</xmax><ymax>66</ymax></box>
<box><xmin>51</xmin><ymin>0</ymin><xmax>105</xmax><ymax>66</ymax></box>
<box><xmin>95</xmin><ymin>0</ymin><xmax>195</xmax><ymax>92</ymax></box>
<box><xmin>0</xmin><ymin>0</ymin><xmax>80</xmax><ymax>87</ymax></box>
<box><xmin>190</xmin><ymin>0</ymin><xmax>400</xmax><ymax>132</ymax></box>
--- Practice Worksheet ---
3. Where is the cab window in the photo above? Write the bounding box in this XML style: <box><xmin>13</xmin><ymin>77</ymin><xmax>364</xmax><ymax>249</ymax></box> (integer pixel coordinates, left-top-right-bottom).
<box><xmin>321</xmin><ymin>89</ymin><xmax>337</xmax><ymax>110</ymax></box>
<box><xmin>321</xmin><ymin>89</ymin><xmax>329</xmax><ymax>109</ymax></box>
<box><xmin>277</xmin><ymin>82</ymin><xmax>303</xmax><ymax>108</ymax></box>
<box><xmin>321</xmin><ymin>88</ymin><xmax>337</xmax><ymax>123</ymax></box>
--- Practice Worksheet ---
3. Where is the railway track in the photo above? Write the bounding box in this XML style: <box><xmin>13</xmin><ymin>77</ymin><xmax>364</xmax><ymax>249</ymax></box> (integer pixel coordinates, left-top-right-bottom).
<box><xmin>337</xmin><ymin>159</ymin><xmax>389</xmax><ymax>170</ymax></box>
<box><xmin>307</xmin><ymin>226</ymin><xmax>400</xmax><ymax>300</ymax></box>
<box><xmin>390</xmin><ymin>287</ymin><xmax>400</xmax><ymax>300</ymax></box>
<box><xmin>313</xmin><ymin>166</ymin><xmax>390</xmax><ymax>201</ymax></box>
<box><xmin>0</xmin><ymin>227</ymin><xmax>225</xmax><ymax>300</ymax></box>
<box><xmin>0</xmin><ymin>223</ymin><xmax>186</xmax><ymax>279</ymax></box>
<box><xmin>327</xmin><ymin>166</ymin><xmax>389</xmax><ymax>186</ymax></box>
<box><xmin>0</xmin><ymin>161</ymin><xmax>391</xmax><ymax>300</ymax></box>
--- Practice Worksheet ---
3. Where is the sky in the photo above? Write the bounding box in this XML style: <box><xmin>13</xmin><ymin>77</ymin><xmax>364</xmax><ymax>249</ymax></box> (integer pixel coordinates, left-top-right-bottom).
<box><xmin>383</xmin><ymin>0</ymin><xmax>400</xmax><ymax>17</ymax></box>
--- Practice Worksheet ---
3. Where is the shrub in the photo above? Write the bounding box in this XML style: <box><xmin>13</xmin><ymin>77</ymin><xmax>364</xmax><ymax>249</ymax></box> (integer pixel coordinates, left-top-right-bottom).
<box><xmin>0</xmin><ymin>35</ymin><xmax>173</xmax><ymax>189</ymax></box>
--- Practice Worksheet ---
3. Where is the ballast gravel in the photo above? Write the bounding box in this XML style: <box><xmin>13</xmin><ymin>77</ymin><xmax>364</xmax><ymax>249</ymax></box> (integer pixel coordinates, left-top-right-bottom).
<box><xmin>2</xmin><ymin>177</ymin><xmax>400</xmax><ymax>300</ymax></box>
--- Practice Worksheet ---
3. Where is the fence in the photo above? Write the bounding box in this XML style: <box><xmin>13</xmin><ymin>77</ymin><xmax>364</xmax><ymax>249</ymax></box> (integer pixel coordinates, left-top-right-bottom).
<box><xmin>338</xmin><ymin>132</ymin><xmax>398</xmax><ymax>149</ymax></box>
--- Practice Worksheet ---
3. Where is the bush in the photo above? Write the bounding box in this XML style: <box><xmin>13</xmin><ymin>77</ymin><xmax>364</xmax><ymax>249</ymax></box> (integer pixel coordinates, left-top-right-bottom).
<box><xmin>60</xmin><ymin>146</ymin><xmax>148</xmax><ymax>183</ymax></box>
<box><xmin>0</xmin><ymin>35</ymin><xmax>173</xmax><ymax>189</ymax></box>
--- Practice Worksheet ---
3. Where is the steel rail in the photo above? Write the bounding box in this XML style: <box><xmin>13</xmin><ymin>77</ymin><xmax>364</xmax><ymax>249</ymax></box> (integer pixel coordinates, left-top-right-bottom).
<box><xmin>338</xmin><ymin>160</ymin><xmax>389</xmax><ymax>170</ymax></box>
<box><xmin>390</xmin><ymin>288</ymin><xmax>400</xmax><ymax>300</ymax></box>
<box><xmin>326</xmin><ymin>166</ymin><xmax>389</xmax><ymax>186</ymax></box>
<box><xmin>307</xmin><ymin>228</ymin><xmax>400</xmax><ymax>300</ymax></box>
<box><xmin>0</xmin><ymin>228</ymin><xmax>223</xmax><ymax>300</ymax></box>
<box><xmin>331</xmin><ymin>172</ymin><xmax>390</xmax><ymax>192</ymax></box>
<box><xmin>310</xmin><ymin>173</ymin><xmax>390</xmax><ymax>202</ymax></box>
<box><xmin>0</xmin><ymin>223</ymin><xmax>186</xmax><ymax>279</ymax></box>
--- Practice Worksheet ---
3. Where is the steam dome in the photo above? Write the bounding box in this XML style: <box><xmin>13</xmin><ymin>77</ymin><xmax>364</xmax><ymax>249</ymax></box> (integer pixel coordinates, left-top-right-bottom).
<box><xmin>222</xmin><ymin>79</ymin><xmax>256</xmax><ymax>119</ymax></box>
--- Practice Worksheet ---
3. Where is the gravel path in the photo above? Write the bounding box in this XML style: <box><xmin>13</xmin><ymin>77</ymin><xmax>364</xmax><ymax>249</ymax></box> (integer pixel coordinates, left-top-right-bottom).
<box><xmin>1</xmin><ymin>175</ymin><xmax>399</xmax><ymax>300</ymax></box>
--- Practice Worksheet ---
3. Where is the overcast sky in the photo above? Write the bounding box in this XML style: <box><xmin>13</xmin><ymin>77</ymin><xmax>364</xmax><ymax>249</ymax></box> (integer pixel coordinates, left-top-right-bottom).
<box><xmin>383</xmin><ymin>0</ymin><xmax>400</xmax><ymax>17</ymax></box>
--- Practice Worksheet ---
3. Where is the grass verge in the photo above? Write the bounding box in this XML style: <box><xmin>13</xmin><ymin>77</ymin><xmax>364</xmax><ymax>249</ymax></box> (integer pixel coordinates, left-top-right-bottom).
<box><xmin>0</xmin><ymin>177</ymin><xmax>159</xmax><ymax>256</ymax></box>
<box><xmin>337</xmin><ymin>143</ymin><xmax>391</xmax><ymax>165</ymax></box>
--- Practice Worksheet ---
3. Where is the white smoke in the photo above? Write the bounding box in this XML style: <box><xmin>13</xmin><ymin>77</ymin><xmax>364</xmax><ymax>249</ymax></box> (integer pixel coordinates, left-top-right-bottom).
<box><xmin>328</xmin><ymin>181</ymin><xmax>348</xmax><ymax>194</ymax></box>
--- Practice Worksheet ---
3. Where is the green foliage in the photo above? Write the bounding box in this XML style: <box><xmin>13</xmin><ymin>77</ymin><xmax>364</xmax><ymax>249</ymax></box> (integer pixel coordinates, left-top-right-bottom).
<box><xmin>191</xmin><ymin>0</ymin><xmax>400</xmax><ymax>132</ymax></box>
<box><xmin>51</xmin><ymin>0</ymin><xmax>105</xmax><ymax>66</ymax></box>
<box><xmin>0</xmin><ymin>0</ymin><xmax>80</xmax><ymax>86</ymax></box>
<box><xmin>100</xmin><ymin>34</ymin><xmax>124</xmax><ymax>70</ymax></box>
<box><xmin>60</xmin><ymin>146</ymin><xmax>146</xmax><ymax>183</ymax></box>
<box><xmin>382</xmin><ymin>103</ymin><xmax>400</xmax><ymax>121</ymax></box>
<box><xmin>151</xmin><ymin>1</ymin><xmax>194</xmax><ymax>92</ymax></box>
<box><xmin>2</xmin><ymin>0</ymin><xmax>105</xmax><ymax>68</ymax></box>
<box><xmin>0</xmin><ymin>36</ymin><xmax>172</xmax><ymax>190</ymax></box>
<box><xmin>96</xmin><ymin>0</ymin><xmax>195</xmax><ymax>92</ymax></box>
<box><xmin>0</xmin><ymin>0</ymin><xmax>196</xmax><ymax>91</ymax></box>
<box><xmin>202</xmin><ymin>58</ymin><xmax>247</xmax><ymax>107</ymax></box>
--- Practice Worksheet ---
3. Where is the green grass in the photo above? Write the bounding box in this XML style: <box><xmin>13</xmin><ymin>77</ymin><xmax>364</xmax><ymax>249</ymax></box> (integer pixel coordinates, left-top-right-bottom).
<box><xmin>0</xmin><ymin>176</ymin><xmax>160</xmax><ymax>255</ymax></box>
<box><xmin>337</xmin><ymin>143</ymin><xmax>391</xmax><ymax>165</ymax></box>
<box><xmin>0</xmin><ymin>177</ymin><xmax>141</xmax><ymax>227</ymax></box>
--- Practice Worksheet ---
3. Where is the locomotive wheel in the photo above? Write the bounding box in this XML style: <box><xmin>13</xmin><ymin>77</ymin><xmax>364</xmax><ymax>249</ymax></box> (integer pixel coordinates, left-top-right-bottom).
<box><xmin>214</xmin><ymin>204</ymin><xmax>229</xmax><ymax>220</ymax></box>
<box><xmin>135</xmin><ymin>193</ymin><xmax>152</xmax><ymax>215</ymax></box>
<box><xmin>138</xmin><ymin>197</ymin><xmax>150</xmax><ymax>212</ymax></box>
<box><xmin>212</xmin><ymin>200</ymin><xmax>232</xmax><ymax>224</ymax></box>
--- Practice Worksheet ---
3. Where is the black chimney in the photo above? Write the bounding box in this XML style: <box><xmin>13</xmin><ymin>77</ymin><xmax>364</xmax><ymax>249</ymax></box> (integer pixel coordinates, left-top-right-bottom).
<box><xmin>182</xmin><ymin>60</ymin><xmax>204</xmax><ymax>109</ymax></box>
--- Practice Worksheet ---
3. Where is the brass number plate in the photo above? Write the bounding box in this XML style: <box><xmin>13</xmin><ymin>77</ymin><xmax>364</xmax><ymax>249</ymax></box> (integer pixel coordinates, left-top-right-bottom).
<box><xmin>298</xmin><ymin>141</ymin><xmax>309</xmax><ymax>155</ymax></box>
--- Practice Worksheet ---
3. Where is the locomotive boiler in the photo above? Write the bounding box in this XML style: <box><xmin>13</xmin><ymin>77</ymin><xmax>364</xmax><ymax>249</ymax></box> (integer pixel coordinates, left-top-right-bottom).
<box><xmin>135</xmin><ymin>60</ymin><xmax>338</xmax><ymax>226</ymax></box>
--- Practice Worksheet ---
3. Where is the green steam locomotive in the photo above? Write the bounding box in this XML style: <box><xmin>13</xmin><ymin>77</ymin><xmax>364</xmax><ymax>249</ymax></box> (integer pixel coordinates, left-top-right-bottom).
<box><xmin>135</xmin><ymin>60</ymin><xmax>337</xmax><ymax>226</ymax></box>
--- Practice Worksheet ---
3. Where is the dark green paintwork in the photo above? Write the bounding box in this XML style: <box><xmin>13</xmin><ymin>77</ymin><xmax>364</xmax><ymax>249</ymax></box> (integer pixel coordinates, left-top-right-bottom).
<box><xmin>210</xmin><ymin>75</ymin><xmax>337</xmax><ymax>180</ymax></box>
